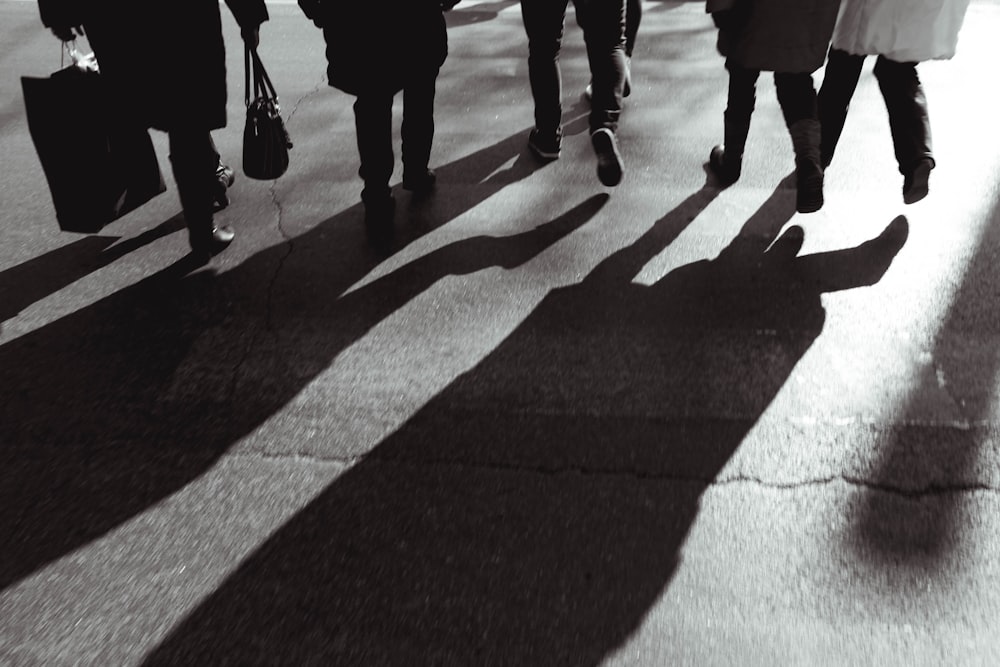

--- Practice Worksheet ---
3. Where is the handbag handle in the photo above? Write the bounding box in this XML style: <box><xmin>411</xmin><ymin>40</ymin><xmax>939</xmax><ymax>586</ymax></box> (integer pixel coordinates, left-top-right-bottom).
<box><xmin>244</xmin><ymin>44</ymin><xmax>279</xmax><ymax>107</ymax></box>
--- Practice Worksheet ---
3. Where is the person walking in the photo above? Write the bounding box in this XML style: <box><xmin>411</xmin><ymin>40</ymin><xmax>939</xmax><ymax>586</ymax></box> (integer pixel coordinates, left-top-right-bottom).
<box><xmin>297</xmin><ymin>0</ymin><xmax>459</xmax><ymax>235</ymax></box>
<box><xmin>818</xmin><ymin>0</ymin><xmax>971</xmax><ymax>204</ymax></box>
<box><xmin>706</xmin><ymin>0</ymin><xmax>841</xmax><ymax>214</ymax></box>
<box><xmin>520</xmin><ymin>0</ymin><xmax>628</xmax><ymax>187</ymax></box>
<box><xmin>38</xmin><ymin>0</ymin><xmax>268</xmax><ymax>258</ymax></box>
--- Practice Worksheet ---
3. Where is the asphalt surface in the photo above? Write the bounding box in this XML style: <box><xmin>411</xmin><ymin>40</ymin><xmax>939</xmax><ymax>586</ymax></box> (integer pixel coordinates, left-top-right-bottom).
<box><xmin>2</xmin><ymin>1</ymin><xmax>1000</xmax><ymax>665</ymax></box>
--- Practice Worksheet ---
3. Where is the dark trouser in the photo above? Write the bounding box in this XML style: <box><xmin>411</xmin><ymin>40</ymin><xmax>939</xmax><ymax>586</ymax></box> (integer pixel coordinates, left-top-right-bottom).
<box><xmin>168</xmin><ymin>129</ymin><xmax>219</xmax><ymax>243</ymax></box>
<box><xmin>818</xmin><ymin>48</ymin><xmax>933</xmax><ymax>173</ymax></box>
<box><xmin>520</xmin><ymin>0</ymin><xmax>626</xmax><ymax>135</ymax></box>
<box><xmin>353</xmin><ymin>68</ymin><xmax>439</xmax><ymax>204</ymax></box>
<box><xmin>725</xmin><ymin>63</ymin><xmax>817</xmax><ymax>132</ymax></box>
<box><xmin>625</xmin><ymin>0</ymin><xmax>641</xmax><ymax>57</ymax></box>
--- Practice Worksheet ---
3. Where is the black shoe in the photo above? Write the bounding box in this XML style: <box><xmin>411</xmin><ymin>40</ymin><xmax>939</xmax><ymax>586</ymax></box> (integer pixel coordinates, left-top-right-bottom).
<box><xmin>189</xmin><ymin>225</ymin><xmax>235</xmax><ymax>256</ymax></box>
<box><xmin>903</xmin><ymin>158</ymin><xmax>933</xmax><ymax>204</ymax></box>
<box><xmin>709</xmin><ymin>144</ymin><xmax>741</xmax><ymax>185</ymax></box>
<box><xmin>402</xmin><ymin>168</ymin><xmax>437</xmax><ymax>195</ymax></box>
<box><xmin>213</xmin><ymin>162</ymin><xmax>235</xmax><ymax>210</ymax></box>
<box><xmin>591</xmin><ymin>128</ymin><xmax>624</xmax><ymax>187</ymax></box>
<box><xmin>528</xmin><ymin>128</ymin><xmax>562</xmax><ymax>161</ymax></box>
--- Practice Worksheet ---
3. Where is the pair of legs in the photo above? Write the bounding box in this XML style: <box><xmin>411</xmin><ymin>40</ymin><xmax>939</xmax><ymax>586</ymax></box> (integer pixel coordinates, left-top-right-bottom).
<box><xmin>353</xmin><ymin>66</ymin><xmax>439</xmax><ymax>218</ymax></box>
<box><xmin>168</xmin><ymin>128</ymin><xmax>235</xmax><ymax>255</ymax></box>
<box><xmin>711</xmin><ymin>63</ymin><xmax>824</xmax><ymax>213</ymax></box>
<box><xmin>520</xmin><ymin>0</ymin><xmax>627</xmax><ymax>185</ymax></box>
<box><xmin>818</xmin><ymin>48</ymin><xmax>933</xmax><ymax>203</ymax></box>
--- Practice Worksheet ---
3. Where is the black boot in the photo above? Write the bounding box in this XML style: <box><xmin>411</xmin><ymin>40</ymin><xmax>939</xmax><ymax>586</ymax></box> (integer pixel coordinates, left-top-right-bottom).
<box><xmin>709</xmin><ymin>109</ymin><xmax>750</xmax><ymax>185</ymax></box>
<box><xmin>788</xmin><ymin>119</ymin><xmax>824</xmax><ymax>213</ymax></box>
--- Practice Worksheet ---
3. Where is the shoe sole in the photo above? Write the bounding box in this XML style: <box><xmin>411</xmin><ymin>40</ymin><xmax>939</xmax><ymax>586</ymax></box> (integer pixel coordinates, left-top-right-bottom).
<box><xmin>903</xmin><ymin>160</ymin><xmax>931</xmax><ymax>204</ymax></box>
<box><xmin>529</xmin><ymin>140</ymin><xmax>561</xmax><ymax>161</ymax></box>
<box><xmin>592</xmin><ymin>129</ymin><xmax>624</xmax><ymax>187</ymax></box>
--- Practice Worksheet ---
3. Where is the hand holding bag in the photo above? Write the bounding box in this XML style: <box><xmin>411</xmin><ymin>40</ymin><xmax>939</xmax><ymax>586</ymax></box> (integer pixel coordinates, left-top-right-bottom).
<box><xmin>21</xmin><ymin>42</ymin><xmax>166</xmax><ymax>233</ymax></box>
<box><xmin>243</xmin><ymin>45</ymin><xmax>292</xmax><ymax>180</ymax></box>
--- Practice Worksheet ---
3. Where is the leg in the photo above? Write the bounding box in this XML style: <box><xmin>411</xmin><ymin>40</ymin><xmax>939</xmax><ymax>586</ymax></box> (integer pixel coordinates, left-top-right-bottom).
<box><xmin>401</xmin><ymin>66</ymin><xmax>440</xmax><ymax>194</ymax></box>
<box><xmin>709</xmin><ymin>62</ymin><xmax>758</xmax><ymax>184</ymax></box>
<box><xmin>577</xmin><ymin>0</ymin><xmax>626</xmax><ymax>135</ymax></box>
<box><xmin>817</xmin><ymin>47</ymin><xmax>865</xmax><ymax>167</ymax></box>
<box><xmin>873</xmin><ymin>55</ymin><xmax>934</xmax><ymax>203</ymax></box>
<box><xmin>520</xmin><ymin>0</ymin><xmax>570</xmax><ymax>142</ymax></box>
<box><xmin>775</xmin><ymin>71</ymin><xmax>823</xmax><ymax>213</ymax></box>
<box><xmin>624</xmin><ymin>0</ymin><xmax>641</xmax><ymax>57</ymax></box>
<box><xmin>169</xmin><ymin>127</ymin><xmax>233</xmax><ymax>255</ymax></box>
<box><xmin>353</xmin><ymin>91</ymin><xmax>395</xmax><ymax>205</ymax></box>
<box><xmin>577</xmin><ymin>0</ymin><xmax>627</xmax><ymax>185</ymax></box>
<box><xmin>209</xmin><ymin>133</ymin><xmax>235</xmax><ymax>210</ymax></box>
<box><xmin>353</xmin><ymin>91</ymin><xmax>397</xmax><ymax>232</ymax></box>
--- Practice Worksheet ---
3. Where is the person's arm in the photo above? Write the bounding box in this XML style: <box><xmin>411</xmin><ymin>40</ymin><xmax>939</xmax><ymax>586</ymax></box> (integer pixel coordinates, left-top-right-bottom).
<box><xmin>224</xmin><ymin>0</ymin><xmax>269</xmax><ymax>47</ymax></box>
<box><xmin>38</xmin><ymin>0</ymin><xmax>84</xmax><ymax>41</ymax></box>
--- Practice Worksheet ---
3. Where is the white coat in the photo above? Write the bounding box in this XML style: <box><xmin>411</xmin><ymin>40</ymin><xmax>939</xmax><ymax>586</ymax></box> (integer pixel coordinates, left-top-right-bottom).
<box><xmin>832</xmin><ymin>0</ymin><xmax>971</xmax><ymax>62</ymax></box>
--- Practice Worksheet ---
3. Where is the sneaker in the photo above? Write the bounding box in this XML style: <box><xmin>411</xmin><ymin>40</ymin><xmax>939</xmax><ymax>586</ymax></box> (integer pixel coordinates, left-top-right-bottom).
<box><xmin>903</xmin><ymin>157</ymin><xmax>933</xmax><ymax>204</ymax></box>
<box><xmin>214</xmin><ymin>161</ymin><xmax>235</xmax><ymax>210</ymax></box>
<box><xmin>402</xmin><ymin>168</ymin><xmax>437</xmax><ymax>195</ymax></box>
<box><xmin>591</xmin><ymin>128</ymin><xmax>624</xmax><ymax>187</ymax></box>
<box><xmin>528</xmin><ymin>128</ymin><xmax>562</xmax><ymax>161</ymax></box>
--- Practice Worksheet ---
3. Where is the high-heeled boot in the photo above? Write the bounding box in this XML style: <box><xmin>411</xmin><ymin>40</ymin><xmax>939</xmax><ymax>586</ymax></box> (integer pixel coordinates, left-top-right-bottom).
<box><xmin>788</xmin><ymin>119</ymin><xmax>824</xmax><ymax>213</ymax></box>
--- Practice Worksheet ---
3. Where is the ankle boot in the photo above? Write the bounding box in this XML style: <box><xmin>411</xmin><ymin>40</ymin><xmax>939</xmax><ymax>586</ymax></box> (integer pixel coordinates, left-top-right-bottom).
<box><xmin>709</xmin><ymin>110</ymin><xmax>750</xmax><ymax>185</ymax></box>
<box><xmin>788</xmin><ymin>119</ymin><xmax>824</xmax><ymax>213</ymax></box>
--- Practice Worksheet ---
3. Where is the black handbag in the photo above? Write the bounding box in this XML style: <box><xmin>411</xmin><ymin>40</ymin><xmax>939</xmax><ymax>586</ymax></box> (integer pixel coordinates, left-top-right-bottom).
<box><xmin>243</xmin><ymin>45</ymin><xmax>292</xmax><ymax>180</ymax></box>
<box><xmin>21</xmin><ymin>44</ymin><xmax>166</xmax><ymax>233</ymax></box>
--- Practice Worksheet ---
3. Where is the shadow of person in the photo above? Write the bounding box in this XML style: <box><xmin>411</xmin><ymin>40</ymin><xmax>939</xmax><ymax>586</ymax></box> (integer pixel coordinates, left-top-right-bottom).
<box><xmin>849</xmin><ymin>196</ymin><xmax>1000</xmax><ymax>572</ymax></box>
<box><xmin>0</xmin><ymin>214</ymin><xmax>187</xmax><ymax>326</ymax></box>
<box><xmin>142</xmin><ymin>186</ymin><xmax>909</xmax><ymax>665</ymax></box>
<box><xmin>0</xmin><ymin>135</ymin><xmax>594</xmax><ymax>592</ymax></box>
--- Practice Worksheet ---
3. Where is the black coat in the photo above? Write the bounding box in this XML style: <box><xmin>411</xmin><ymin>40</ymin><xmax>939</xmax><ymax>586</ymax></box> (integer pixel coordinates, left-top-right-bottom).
<box><xmin>38</xmin><ymin>0</ymin><xmax>269</xmax><ymax>131</ymax></box>
<box><xmin>708</xmin><ymin>0</ymin><xmax>840</xmax><ymax>73</ymax></box>
<box><xmin>298</xmin><ymin>0</ymin><xmax>449</xmax><ymax>96</ymax></box>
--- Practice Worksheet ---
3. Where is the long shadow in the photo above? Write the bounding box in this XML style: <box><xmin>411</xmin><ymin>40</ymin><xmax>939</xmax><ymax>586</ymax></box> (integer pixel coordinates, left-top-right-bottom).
<box><xmin>851</xmin><ymin>194</ymin><xmax>1000</xmax><ymax>569</ymax></box>
<box><xmin>0</xmin><ymin>131</ymin><xmax>578</xmax><ymax>591</ymax></box>
<box><xmin>0</xmin><ymin>214</ymin><xmax>186</xmax><ymax>325</ymax></box>
<box><xmin>143</xmin><ymin>185</ymin><xmax>909</xmax><ymax>665</ymax></box>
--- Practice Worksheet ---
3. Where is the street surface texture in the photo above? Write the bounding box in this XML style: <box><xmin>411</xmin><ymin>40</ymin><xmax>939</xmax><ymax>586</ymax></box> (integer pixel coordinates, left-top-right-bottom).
<box><xmin>2</xmin><ymin>1</ymin><xmax>1000</xmax><ymax>665</ymax></box>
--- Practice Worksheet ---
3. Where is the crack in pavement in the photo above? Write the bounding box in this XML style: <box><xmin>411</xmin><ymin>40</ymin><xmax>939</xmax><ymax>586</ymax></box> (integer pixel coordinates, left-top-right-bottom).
<box><xmin>224</xmin><ymin>75</ymin><xmax>327</xmax><ymax>402</ymax></box>
<box><xmin>229</xmin><ymin>450</ymin><xmax>1000</xmax><ymax>499</ymax></box>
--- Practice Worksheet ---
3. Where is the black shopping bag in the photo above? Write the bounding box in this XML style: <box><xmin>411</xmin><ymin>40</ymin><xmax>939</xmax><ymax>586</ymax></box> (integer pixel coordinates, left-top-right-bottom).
<box><xmin>21</xmin><ymin>54</ymin><xmax>166</xmax><ymax>233</ymax></box>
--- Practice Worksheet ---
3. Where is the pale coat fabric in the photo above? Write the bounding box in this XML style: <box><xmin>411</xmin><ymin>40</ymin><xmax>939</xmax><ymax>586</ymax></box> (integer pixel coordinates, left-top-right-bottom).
<box><xmin>832</xmin><ymin>0</ymin><xmax>971</xmax><ymax>62</ymax></box>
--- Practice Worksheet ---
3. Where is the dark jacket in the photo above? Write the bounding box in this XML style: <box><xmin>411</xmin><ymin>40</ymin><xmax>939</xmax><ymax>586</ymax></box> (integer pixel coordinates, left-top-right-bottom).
<box><xmin>38</xmin><ymin>0</ymin><xmax>269</xmax><ymax>131</ymax></box>
<box><xmin>298</xmin><ymin>0</ymin><xmax>449</xmax><ymax>96</ymax></box>
<box><xmin>708</xmin><ymin>0</ymin><xmax>841</xmax><ymax>73</ymax></box>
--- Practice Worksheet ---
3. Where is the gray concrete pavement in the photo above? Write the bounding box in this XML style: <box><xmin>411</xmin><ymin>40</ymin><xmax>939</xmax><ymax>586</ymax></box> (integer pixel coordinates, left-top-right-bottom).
<box><xmin>2</xmin><ymin>1</ymin><xmax>1000</xmax><ymax>664</ymax></box>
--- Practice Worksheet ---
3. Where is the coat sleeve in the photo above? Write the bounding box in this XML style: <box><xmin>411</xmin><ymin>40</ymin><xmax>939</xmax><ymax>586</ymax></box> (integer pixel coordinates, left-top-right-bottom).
<box><xmin>37</xmin><ymin>0</ymin><xmax>83</xmax><ymax>27</ymax></box>
<box><xmin>224</xmin><ymin>0</ymin><xmax>270</xmax><ymax>29</ymax></box>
